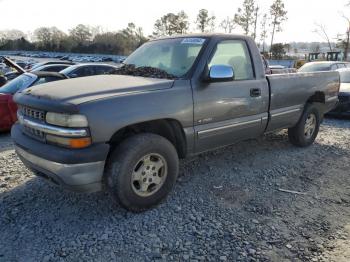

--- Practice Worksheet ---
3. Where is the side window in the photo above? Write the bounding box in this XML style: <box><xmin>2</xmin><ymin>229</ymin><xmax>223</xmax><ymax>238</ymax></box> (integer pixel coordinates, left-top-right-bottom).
<box><xmin>46</xmin><ymin>66</ymin><xmax>65</xmax><ymax>72</ymax></box>
<box><xmin>209</xmin><ymin>40</ymin><xmax>254</xmax><ymax>80</ymax></box>
<box><xmin>72</xmin><ymin>67</ymin><xmax>94</xmax><ymax>77</ymax></box>
<box><xmin>338</xmin><ymin>63</ymin><xmax>346</xmax><ymax>69</ymax></box>
<box><xmin>94</xmin><ymin>66</ymin><xmax>113</xmax><ymax>75</ymax></box>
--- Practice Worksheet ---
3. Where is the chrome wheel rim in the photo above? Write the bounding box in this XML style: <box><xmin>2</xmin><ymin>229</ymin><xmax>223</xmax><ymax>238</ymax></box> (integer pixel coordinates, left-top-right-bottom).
<box><xmin>304</xmin><ymin>113</ymin><xmax>316</xmax><ymax>139</ymax></box>
<box><xmin>131</xmin><ymin>153</ymin><xmax>167</xmax><ymax>197</ymax></box>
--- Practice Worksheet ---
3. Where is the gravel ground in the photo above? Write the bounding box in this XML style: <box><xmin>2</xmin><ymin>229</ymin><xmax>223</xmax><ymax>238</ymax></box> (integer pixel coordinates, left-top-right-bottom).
<box><xmin>0</xmin><ymin>118</ymin><xmax>350</xmax><ymax>262</ymax></box>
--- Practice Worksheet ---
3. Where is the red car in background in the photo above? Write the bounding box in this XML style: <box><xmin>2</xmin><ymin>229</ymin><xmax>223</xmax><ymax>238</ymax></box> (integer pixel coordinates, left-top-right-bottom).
<box><xmin>0</xmin><ymin>72</ymin><xmax>67</xmax><ymax>131</ymax></box>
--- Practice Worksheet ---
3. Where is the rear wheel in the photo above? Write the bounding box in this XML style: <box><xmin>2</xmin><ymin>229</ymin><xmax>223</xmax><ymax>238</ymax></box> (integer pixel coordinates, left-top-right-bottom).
<box><xmin>288</xmin><ymin>104</ymin><xmax>321</xmax><ymax>147</ymax></box>
<box><xmin>105</xmin><ymin>133</ymin><xmax>179</xmax><ymax>212</ymax></box>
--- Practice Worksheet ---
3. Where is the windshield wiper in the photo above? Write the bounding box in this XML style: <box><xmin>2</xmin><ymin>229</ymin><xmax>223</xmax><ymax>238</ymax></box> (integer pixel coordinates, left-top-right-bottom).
<box><xmin>112</xmin><ymin>64</ymin><xmax>177</xmax><ymax>80</ymax></box>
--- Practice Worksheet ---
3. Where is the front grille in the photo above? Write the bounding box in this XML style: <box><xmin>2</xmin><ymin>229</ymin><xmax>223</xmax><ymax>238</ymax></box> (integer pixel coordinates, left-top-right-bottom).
<box><xmin>20</xmin><ymin>106</ymin><xmax>45</xmax><ymax>122</ymax></box>
<box><xmin>19</xmin><ymin>106</ymin><xmax>46</xmax><ymax>141</ymax></box>
<box><xmin>23</xmin><ymin>126</ymin><xmax>46</xmax><ymax>142</ymax></box>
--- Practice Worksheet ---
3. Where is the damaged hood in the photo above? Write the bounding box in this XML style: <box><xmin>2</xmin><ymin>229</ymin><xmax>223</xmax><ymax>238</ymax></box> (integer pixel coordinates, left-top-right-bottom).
<box><xmin>19</xmin><ymin>74</ymin><xmax>175</xmax><ymax>105</ymax></box>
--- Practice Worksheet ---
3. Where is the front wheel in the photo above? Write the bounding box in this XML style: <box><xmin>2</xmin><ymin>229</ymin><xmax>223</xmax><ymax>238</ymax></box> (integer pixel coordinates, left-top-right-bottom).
<box><xmin>288</xmin><ymin>104</ymin><xmax>321</xmax><ymax>147</ymax></box>
<box><xmin>105</xmin><ymin>133</ymin><xmax>179</xmax><ymax>212</ymax></box>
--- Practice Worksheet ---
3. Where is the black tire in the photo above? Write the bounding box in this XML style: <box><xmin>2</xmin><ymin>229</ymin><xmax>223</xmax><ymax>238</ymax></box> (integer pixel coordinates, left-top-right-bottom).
<box><xmin>288</xmin><ymin>104</ymin><xmax>321</xmax><ymax>147</ymax></box>
<box><xmin>105</xmin><ymin>133</ymin><xmax>179</xmax><ymax>212</ymax></box>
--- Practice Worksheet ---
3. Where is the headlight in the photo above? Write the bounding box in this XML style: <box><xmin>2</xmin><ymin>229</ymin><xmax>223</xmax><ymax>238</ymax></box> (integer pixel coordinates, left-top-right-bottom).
<box><xmin>46</xmin><ymin>112</ymin><xmax>88</xmax><ymax>127</ymax></box>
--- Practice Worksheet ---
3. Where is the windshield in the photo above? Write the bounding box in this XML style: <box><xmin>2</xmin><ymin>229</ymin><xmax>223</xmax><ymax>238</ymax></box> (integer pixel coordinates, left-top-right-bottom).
<box><xmin>123</xmin><ymin>37</ymin><xmax>207</xmax><ymax>78</ymax></box>
<box><xmin>339</xmin><ymin>71</ymin><xmax>350</xmax><ymax>83</ymax></box>
<box><xmin>0</xmin><ymin>74</ymin><xmax>36</xmax><ymax>94</ymax></box>
<box><xmin>298</xmin><ymin>63</ymin><xmax>331</xmax><ymax>72</ymax></box>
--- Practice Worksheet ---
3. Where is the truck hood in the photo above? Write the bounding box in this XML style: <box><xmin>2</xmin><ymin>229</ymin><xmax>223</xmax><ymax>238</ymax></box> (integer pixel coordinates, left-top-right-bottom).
<box><xmin>21</xmin><ymin>75</ymin><xmax>175</xmax><ymax>105</ymax></box>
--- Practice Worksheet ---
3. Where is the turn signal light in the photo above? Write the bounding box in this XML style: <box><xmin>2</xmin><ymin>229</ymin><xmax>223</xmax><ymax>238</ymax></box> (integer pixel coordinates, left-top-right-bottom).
<box><xmin>69</xmin><ymin>137</ymin><xmax>92</xmax><ymax>149</ymax></box>
<box><xmin>46</xmin><ymin>135</ymin><xmax>92</xmax><ymax>149</ymax></box>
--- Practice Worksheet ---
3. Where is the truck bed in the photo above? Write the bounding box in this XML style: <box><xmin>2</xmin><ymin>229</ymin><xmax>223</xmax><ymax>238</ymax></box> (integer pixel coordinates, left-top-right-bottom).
<box><xmin>265</xmin><ymin>71</ymin><xmax>340</xmax><ymax>132</ymax></box>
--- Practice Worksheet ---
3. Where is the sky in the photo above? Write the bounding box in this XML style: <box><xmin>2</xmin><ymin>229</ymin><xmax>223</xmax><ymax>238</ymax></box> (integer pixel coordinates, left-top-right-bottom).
<box><xmin>0</xmin><ymin>0</ymin><xmax>349</xmax><ymax>43</ymax></box>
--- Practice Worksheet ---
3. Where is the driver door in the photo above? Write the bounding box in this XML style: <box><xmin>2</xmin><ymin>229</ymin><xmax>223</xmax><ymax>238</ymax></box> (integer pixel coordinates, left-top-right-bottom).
<box><xmin>193</xmin><ymin>39</ymin><xmax>269</xmax><ymax>153</ymax></box>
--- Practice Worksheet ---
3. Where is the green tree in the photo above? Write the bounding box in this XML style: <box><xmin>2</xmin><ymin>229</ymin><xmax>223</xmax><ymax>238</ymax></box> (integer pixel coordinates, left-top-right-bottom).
<box><xmin>313</xmin><ymin>23</ymin><xmax>333</xmax><ymax>52</ymax></box>
<box><xmin>50</xmin><ymin>27</ymin><xmax>66</xmax><ymax>51</ymax></box>
<box><xmin>153</xmin><ymin>13</ymin><xmax>176</xmax><ymax>36</ymax></box>
<box><xmin>177</xmin><ymin>11</ymin><xmax>190</xmax><ymax>34</ymax></box>
<box><xmin>260</xmin><ymin>14</ymin><xmax>269</xmax><ymax>52</ymax></box>
<box><xmin>269</xmin><ymin>0</ymin><xmax>287</xmax><ymax>53</ymax></box>
<box><xmin>252</xmin><ymin>5</ymin><xmax>259</xmax><ymax>40</ymax></box>
<box><xmin>196</xmin><ymin>9</ymin><xmax>216</xmax><ymax>33</ymax></box>
<box><xmin>120</xmin><ymin>23</ymin><xmax>148</xmax><ymax>53</ymax></box>
<box><xmin>220</xmin><ymin>17</ymin><xmax>235</xmax><ymax>33</ymax></box>
<box><xmin>33</xmin><ymin>27</ymin><xmax>52</xmax><ymax>49</ymax></box>
<box><xmin>0</xmin><ymin>30</ymin><xmax>26</xmax><ymax>40</ymax></box>
<box><xmin>234</xmin><ymin>0</ymin><xmax>256</xmax><ymax>35</ymax></box>
<box><xmin>0</xmin><ymin>24</ymin><xmax>148</xmax><ymax>55</ymax></box>
<box><xmin>271</xmin><ymin>43</ymin><xmax>286</xmax><ymax>59</ymax></box>
<box><xmin>0</xmin><ymin>37</ymin><xmax>34</xmax><ymax>51</ymax></box>
<box><xmin>69</xmin><ymin>24</ymin><xmax>92</xmax><ymax>45</ymax></box>
<box><xmin>34</xmin><ymin>27</ymin><xmax>66</xmax><ymax>51</ymax></box>
<box><xmin>153</xmin><ymin>11</ymin><xmax>189</xmax><ymax>36</ymax></box>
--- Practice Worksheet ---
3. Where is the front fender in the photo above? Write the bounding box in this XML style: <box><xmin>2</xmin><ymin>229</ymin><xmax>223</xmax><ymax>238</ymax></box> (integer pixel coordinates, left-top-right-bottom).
<box><xmin>79</xmin><ymin>80</ymin><xmax>194</xmax><ymax>144</ymax></box>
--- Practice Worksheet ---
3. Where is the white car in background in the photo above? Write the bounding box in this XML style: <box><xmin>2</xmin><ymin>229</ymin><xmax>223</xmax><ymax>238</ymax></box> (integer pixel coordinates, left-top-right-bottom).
<box><xmin>328</xmin><ymin>68</ymin><xmax>350</xmax><ymax>115</ymax></box>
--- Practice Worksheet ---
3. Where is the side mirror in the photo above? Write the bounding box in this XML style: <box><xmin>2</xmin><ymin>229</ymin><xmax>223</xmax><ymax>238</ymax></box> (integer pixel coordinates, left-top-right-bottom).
<box><xmin>208</xmin><ymin>65</ymin><xmax>235</xmax><ymax>82</ymax></box>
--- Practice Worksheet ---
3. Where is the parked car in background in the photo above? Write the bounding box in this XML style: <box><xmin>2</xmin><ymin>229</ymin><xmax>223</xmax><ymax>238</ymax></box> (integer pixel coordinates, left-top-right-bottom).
<box><xmin>30</xmin><ymin>61</ymin><xmax>75</xmax><ymax>71</ymax></box>
<box><xmin>3</xmin><ymin>61</ymin><xmax>74</xmax><ymax>81</ymax></box>
<box><xmin>31</xmin><ymin>64</ymin><xmax>71</xmax><ymax>73</ymax></box>
<box><xmin>0</xmin><ymin>72</ymin><xmax>67</xmax><ymax>131</ymax></box>
<box><xmin>298</xmin><ymin>61</ymin><xmax>350</xmax><ymax>73</ymax></box>
<box><xmin>16</xmin><ymin>61</ymin><xmax>28</xmax><ymax>68</ymax></box>
<box><xmin>4</xmin><ymin>71</ymin><xmax>22</xmax><ymax>81</ymax></box>
<box><xmin>269</xmin><ymin>65</ymin><xmax>297</xmax><ymax>74</ymax></box>
<box><xmin>0</xmin><ymin>63</ymin><xmax>9</xmax><ymax>74</ymax></box>
<box><xmin>328</xmin><ymin>68</ymin><xmax>350</xmax><ymax>116</ymax></box>
<box><xmin>4</xmin><ymin>64</ymin><xmax>66</xmax><ymax>81</ymax></box>
<box><xmin>1</xmin><ymin>56</ymin><xmax>26</xmax><ymax>81</ymax></box>
<box><xmin>0</xmin><ymin>76</ymin><xmax>6</xmax><ymax>88</ymax></box>
<box><xmin>59</xmin><ymin>64</ymin><xmax>118</xmax><ymax>78</ymax></box>
<box><xmin>261</xmin><ymin>56</ymin><xmax>296</xmax><ymax>75</ymax></box>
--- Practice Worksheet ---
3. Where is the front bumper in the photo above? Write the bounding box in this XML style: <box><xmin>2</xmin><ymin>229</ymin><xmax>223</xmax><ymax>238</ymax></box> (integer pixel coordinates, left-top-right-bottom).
<box><xmin>16</xmin><ymin>145</ymin><xmax>105</xmax><ymax>192</ymax></box>
<box><xmin>12</xmin><ymin>123</ymin><xmax>110</xmax><ymax>192</ymax></box>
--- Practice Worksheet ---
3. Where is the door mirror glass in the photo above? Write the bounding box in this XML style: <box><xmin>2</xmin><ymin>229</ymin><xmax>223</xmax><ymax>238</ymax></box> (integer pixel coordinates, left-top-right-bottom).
<box><xmin>208</xmin><ymin>65</ymin><xmax>234</xmax><ymax>82</ymax></box>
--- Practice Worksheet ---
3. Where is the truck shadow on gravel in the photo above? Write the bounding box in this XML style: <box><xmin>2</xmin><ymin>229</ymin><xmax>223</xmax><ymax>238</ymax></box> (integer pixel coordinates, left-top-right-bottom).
<box><xmin>1</xmin><ymin>122</ymin><xmax>350</xmax><ymax>261</ymax></box>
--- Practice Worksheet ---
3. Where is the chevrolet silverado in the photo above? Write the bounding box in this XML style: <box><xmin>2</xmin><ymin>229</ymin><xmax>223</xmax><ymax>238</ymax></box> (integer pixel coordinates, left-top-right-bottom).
<box><xmin>12</xmin><ymin>34</ymin><xmax>340</xmax><ymax>212</ymax></box>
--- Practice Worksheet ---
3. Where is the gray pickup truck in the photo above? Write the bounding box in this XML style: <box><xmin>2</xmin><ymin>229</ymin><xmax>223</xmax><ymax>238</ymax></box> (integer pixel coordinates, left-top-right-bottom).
<box><xmin>12</xmin><ymin>34</ymin><xmax>340</xmax><ymax>212</ymax></box>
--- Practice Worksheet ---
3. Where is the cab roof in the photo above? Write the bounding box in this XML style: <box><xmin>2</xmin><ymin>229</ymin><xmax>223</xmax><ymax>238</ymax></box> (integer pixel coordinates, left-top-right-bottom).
<box><xmin>150</xmin><ymin>33</ymin><xmax>253</xmax><ymax>42</ymax></box>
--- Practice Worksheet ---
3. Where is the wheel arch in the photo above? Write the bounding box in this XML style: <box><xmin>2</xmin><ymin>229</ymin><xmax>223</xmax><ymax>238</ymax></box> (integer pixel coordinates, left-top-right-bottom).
<box><xmin>307</xmin><ymin>91</ymin><xmax>326</xmax><ymax>104</ymax></box>
<box><xmin>108</xmin><ymin>118</ymin><xmax>187</xmax><ymax>159</ymax></box>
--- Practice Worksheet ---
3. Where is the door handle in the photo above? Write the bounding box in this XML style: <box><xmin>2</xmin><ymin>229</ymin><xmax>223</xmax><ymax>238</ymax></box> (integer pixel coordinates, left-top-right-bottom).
<box><xmin>250</xmin><ymin>88</ymin><xmax>261</xmax><ymax>97</ymax></box>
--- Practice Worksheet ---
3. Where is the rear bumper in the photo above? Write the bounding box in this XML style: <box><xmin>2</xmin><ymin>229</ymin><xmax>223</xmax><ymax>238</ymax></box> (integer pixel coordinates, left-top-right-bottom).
<box><xmin>0</xmin><ymin>101</ymin><xmax>15</xmax><ymax>131</ymax></box>
<box><xmin>12</xmin><ymin>123</ymin><xmax>110</xmax><ymax>192</ymax></box>
<box><xmin>328</xmin><ymin>93</ymin><xmax>350</xmax><ymax>115</ymax></box>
